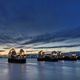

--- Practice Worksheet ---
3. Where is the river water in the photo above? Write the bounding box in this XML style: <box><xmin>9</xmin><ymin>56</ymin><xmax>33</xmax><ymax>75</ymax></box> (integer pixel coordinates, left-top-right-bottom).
<box><xmin>0</xmin><ymin>58</ymin><xmax>80</xmax><ymax>80</ymax></box>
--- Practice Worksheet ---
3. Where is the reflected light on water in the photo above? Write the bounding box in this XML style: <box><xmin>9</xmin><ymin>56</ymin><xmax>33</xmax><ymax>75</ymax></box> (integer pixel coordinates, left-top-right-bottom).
<box><xmin>0</xmin><ymin>59</ymin><xmax>80</xmax><ymax>80</ymax></box>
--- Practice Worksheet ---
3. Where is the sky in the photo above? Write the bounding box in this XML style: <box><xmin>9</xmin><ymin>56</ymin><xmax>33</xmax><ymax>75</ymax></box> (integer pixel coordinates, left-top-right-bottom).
<box><xmin>0</xmin><ymin>0</ymin><xmax>80</xmax><ymax>51</ymax></box>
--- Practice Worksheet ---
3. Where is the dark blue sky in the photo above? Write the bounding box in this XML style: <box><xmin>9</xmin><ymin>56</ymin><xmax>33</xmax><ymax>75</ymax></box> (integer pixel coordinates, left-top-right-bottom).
<box><xmin>0</xmin><ymin>0</ymin><xmax>80</xmax><ymax>49</ymax></box>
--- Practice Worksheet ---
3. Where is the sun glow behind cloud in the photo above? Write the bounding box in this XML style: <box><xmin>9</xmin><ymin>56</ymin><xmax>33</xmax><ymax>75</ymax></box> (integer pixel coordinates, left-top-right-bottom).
<box><xmin>0</xmin><ymin>37</ymin><xmax>80</xmax><ymax>55</ymax></box>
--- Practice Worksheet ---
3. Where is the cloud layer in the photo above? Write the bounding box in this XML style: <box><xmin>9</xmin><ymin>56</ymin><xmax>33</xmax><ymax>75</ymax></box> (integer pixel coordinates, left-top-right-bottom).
<box><xmin>0</xmin><ymin>0</ymin><xmax>80</xmax><ymax>50</ymax></box>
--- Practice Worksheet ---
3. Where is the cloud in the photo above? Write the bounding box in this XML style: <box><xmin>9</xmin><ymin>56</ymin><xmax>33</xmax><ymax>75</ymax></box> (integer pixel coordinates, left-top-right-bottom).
<box><xmin>0</xmin><ymin>0</ymin><xmax>80</xmax><ymax>50</ymax></box>
<box><xmin>35</xmin><ymin>44</ymin><xmax>80</xmax><ymax>48</ymax></box>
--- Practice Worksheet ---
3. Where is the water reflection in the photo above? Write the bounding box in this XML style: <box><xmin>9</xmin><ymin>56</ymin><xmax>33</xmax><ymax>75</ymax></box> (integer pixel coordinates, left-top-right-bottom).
<box><xmin>8</xmin><ymin>63</ymin><xmax>26</xmax><ymax>80</ymax></box>
<box><xmin>0</xmin><ymin>59</ymin><xmax>80</xmax><ymax>80</ymax></box>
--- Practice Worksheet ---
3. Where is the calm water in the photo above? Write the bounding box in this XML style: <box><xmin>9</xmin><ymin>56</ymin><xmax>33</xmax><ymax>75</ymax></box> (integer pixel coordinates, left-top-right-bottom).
<box><xmin>0</xmin><ymin>59</ymin><xmax>80</xmax><ymax>80</ymax></box>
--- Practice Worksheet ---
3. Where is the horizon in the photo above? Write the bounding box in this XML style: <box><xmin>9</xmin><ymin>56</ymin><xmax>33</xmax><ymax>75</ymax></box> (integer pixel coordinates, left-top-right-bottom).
<box><xmin>0</xmin><ymin>47</ymin><xmax>80</xmax><ymax>56</ymax></box>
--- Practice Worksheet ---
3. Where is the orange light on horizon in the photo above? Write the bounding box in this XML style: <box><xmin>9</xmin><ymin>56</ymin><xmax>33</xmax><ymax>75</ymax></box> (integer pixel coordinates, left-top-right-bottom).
<box><xmin>0</xmin><ymin>47</ymin><xmax>80</xmax><ymax>56</ymax></box>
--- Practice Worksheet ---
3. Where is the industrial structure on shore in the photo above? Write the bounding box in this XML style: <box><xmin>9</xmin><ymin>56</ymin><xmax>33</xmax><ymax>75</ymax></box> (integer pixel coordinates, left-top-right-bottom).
<box><xmin>7</xmin><ymin>48</ymin><xmax>80</xmax><ymax>63</ymax></box>
<box><xmin>37</xmin><ymin>50</ymin><xmax>80</xmax><ymax>61</ymax></box>
<box><xmin>8</xmin><ymin>48</ymin><xmax>27</xmax><ymax>63</ymax></box>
